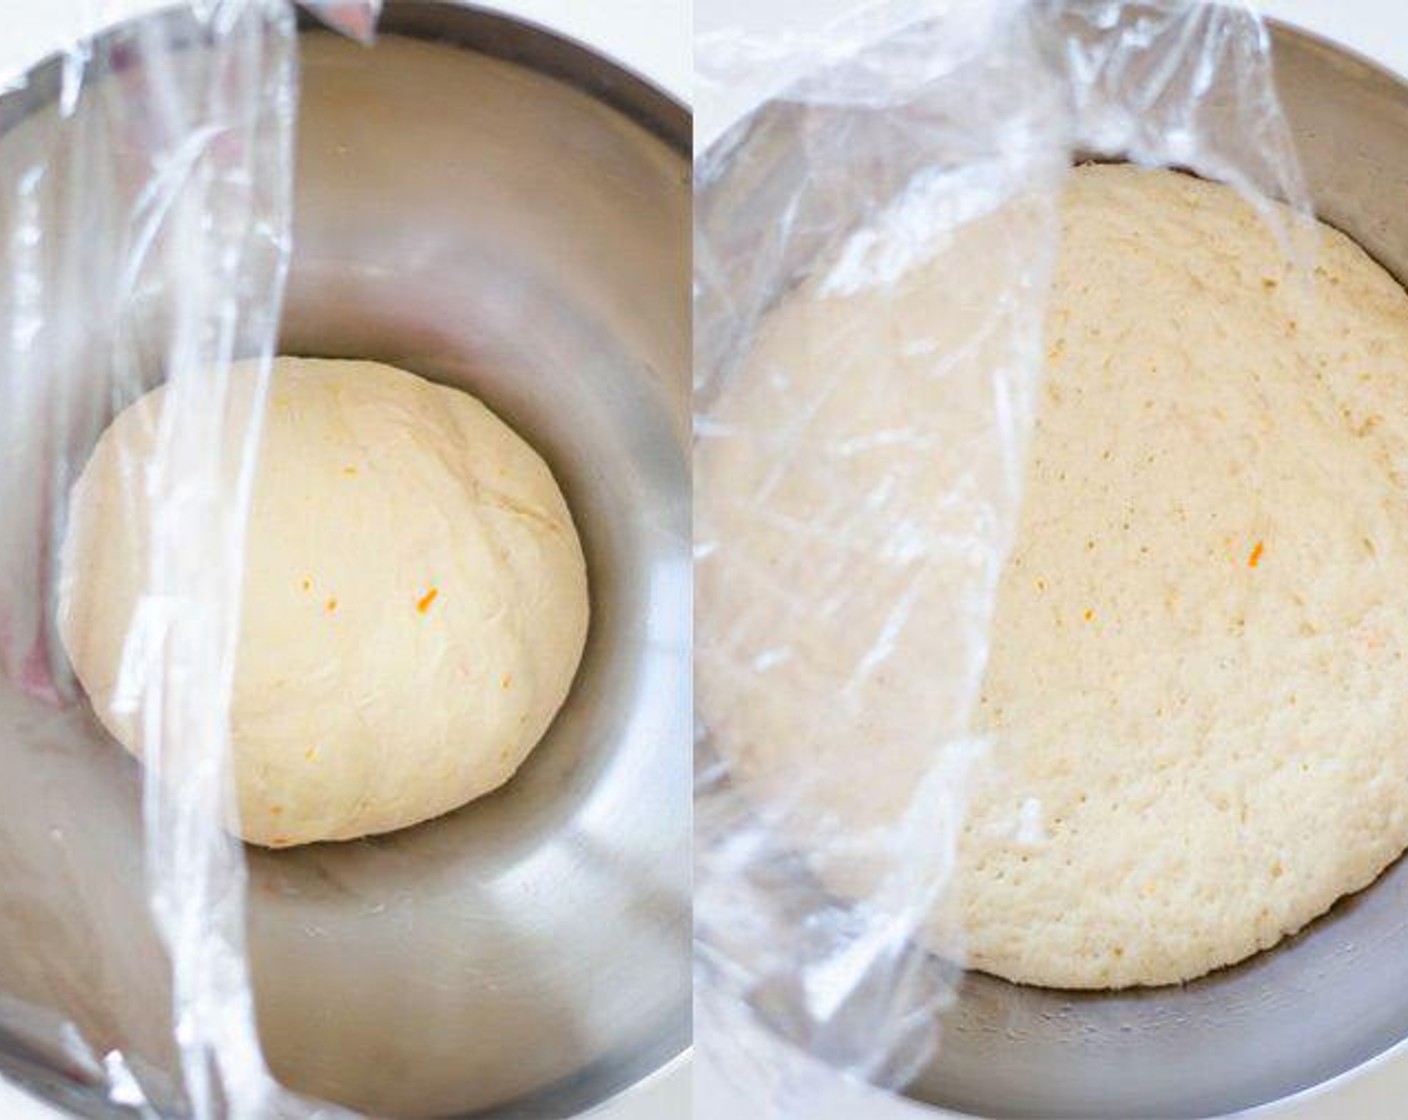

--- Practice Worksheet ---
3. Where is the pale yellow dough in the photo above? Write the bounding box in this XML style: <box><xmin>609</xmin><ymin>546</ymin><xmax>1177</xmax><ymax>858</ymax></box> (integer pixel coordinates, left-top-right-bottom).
<box><xmin>699</xmin><ymin>164</ymin><xmax>1408</xmax><ymax>989</ymax></box>
<box><xmin>60</xmin><ymin>358</ymin><xmax>589</xmax><ymax>847</ymax></box>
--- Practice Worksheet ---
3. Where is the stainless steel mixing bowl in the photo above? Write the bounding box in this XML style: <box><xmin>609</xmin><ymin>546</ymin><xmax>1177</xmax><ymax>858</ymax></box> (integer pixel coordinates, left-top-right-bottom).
<box><xmin>698</xmin><ymin>16</ymin><xmax>1408</xmax><ymax>1120</ymax></box>
<box><xmin>0</xmin><ymin>4</ymin><xmax>689</xmax><ymax>1118</ymax></box>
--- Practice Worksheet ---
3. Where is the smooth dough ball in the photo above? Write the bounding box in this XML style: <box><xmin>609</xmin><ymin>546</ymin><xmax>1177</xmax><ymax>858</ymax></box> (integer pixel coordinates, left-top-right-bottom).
<box><xmin>60</xmin><ymin>357</ymin><xmax>589</xmax><ymax>847</ymax></box>
<box><xmin>699</xmin><ymin>164</ymin><xmax>1408</xmax><ymax>990</ymax></box>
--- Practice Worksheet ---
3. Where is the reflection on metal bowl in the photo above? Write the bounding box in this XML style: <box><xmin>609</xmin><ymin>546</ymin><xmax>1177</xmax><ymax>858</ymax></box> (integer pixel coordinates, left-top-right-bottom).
<box><xmin>258</xmin><ymin>6</ymin><xmax>691</xmax><ymax>1116</ymax></box>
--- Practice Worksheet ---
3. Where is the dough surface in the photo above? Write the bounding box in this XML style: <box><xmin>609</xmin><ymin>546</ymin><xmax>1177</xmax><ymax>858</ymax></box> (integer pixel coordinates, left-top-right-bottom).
<box><xmin>60</xmin><ymin>357</ymin><xmax>589</xmax><ymax>847</ymax></box>
<box><xmin>699</xmin><ymin>164</ymin><xmax>1408</xmax><ymax>989</ymax></box>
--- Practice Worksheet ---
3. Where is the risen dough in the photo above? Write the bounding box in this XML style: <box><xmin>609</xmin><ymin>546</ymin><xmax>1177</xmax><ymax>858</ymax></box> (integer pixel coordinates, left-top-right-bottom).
<box><xmin>60</xmin><ymin>357</ymin><xmax>589</xmax><ymax>847</ymax></box>
<box><xmin>699</xmin><ymin>164</ymin><xmax>1408</xmax><ymax>989</ymax></box>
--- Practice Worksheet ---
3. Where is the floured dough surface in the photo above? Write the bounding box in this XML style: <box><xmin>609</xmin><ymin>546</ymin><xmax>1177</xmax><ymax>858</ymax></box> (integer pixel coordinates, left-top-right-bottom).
<box><xmin>60</xmin><ymin>357</ymin><xmax>589</xmax><ymax>847</ymax></box>
<box><xmin>699</xmin><ymin>164</ymin><xmax>1408</xmax><ymax>989</ymax></box>
<box><xmin>961</xmin><ymin>165</ymin><xmax>1408</xmax><ymax>986</ymax></box>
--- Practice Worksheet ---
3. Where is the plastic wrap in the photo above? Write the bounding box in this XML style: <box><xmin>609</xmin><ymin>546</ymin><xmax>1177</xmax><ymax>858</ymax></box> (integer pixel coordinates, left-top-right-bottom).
<box><xmin>0</xmin><ymin>2</ymin><xmax>373</xmax><ymax>1117</ymax></box>
<box><xmin>694</xmin><ymin>0</ymin><xmax>1310</xmax><ymax>1111</ymax></box>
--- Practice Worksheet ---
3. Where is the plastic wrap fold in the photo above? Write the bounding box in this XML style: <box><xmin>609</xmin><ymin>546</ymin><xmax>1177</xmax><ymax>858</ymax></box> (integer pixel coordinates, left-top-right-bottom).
<box><xmin>694</xmin><ymin>0</ymin><xmax>1310</xmax><ymax>1111</ymax></box>
<box><xmin>0</xmin><ymin>2</ymin><xmax>374</xmax><ymax>1117</ymax></box>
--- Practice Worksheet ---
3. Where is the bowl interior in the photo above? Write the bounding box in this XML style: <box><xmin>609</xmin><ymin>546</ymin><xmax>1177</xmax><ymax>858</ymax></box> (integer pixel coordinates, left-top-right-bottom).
<box><xmin>248</xmin><ymin>10</ymin><xmax>691</xmax><ymax>1119</ymax></box>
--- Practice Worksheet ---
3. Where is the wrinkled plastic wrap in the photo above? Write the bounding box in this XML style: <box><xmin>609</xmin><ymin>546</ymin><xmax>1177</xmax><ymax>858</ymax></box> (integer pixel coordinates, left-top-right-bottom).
<box><xmin>0</xmin><ymin>2</ymin><xmax>375</xmax><ymax>1116</ymax></box>
<box><xmin>694</xmin><ymin>0</ymin><xmax>1310</xmax><ymax>1111</ymax></box>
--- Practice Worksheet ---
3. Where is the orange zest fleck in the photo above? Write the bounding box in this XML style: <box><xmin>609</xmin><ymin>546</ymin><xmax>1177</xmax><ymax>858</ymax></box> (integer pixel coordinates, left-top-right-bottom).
<box><xmin>342</xmin><ymin>465</ymin><xmax>358</xmax><ymax>476</ymax></box>
<box><xmin>501</xmin><ymin>673</ymin><xmax>513</xmax><ymax>689</ymax></box>
<box><xmin>325</xmin><ymin>598</ymin><xmax>338</xmax><ymax>612</ymax></box>
<box><xmin>1083</xmin><ymin>608</ymin><xmax>1094</xmax><ymax>622</ymax></box>
<box><xmin>270</xmin><ymin>805</ymin><xmax>283</xmax><ymax>816</ymax></box>
<box><xmin>1248</xmin><ymin>541</ymin><xmax>1265</xmax><ymax>568</ymax></box>
<box><xmin>417</xmin><ymin>587</ymin><xmax>439</xmax><ymax>614</ymax></box>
